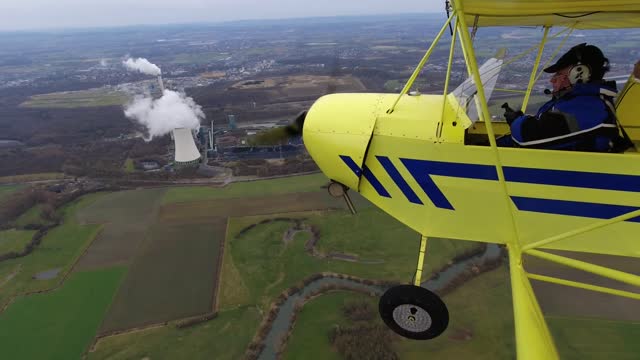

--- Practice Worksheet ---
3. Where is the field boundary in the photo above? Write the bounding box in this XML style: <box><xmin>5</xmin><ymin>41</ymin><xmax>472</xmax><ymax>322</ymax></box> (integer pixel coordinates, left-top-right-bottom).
<box><xmin>214</xmin><ymin>217</ymin><xmax>232</xmax><ymax>312</ymax></box>
<box><xmin>0</xmin><ymin>224</ymin><xmax>104</xmax><ymax>314</ymax></box>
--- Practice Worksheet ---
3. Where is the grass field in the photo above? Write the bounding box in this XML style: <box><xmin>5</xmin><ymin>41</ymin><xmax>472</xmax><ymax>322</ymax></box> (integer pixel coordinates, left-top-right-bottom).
<box><xmin>283</xmin><ymin>291</ymin><xmax>365</xmax><ymax>360</ymax></box>
<box><xmin>13</xmin><ymin>204</ymin><xmax>53</xmax><ymax>228</ymax></box>
<box><xmin>74</xmin><ymin>189</ymin><xmax>167</xmax><ymax>270</ymax></box>
<box><xmin>0</xmin><ymin>267</ymin><xmax>125</xmax><ymax>360</ymax></box>
<box><xmin>20</xmin><ymin>88</ymin><xmax>128</xmax><ymax>108</ymax></box>
<box><xmin>89</xmin><ymin>307</ymin><xmax>261</xmax><ymax>360</ymax></box>
<box><xmin>0</xmin><ymin>184</ymin><xmax>24</xmax><ymax>203</ymax></box>
<box><xmin>0</xmin><ymin>194</ymin><xmax>103</xmax><ymax>307</ymax></box>
<box><xmin>548</xmin><ymin>316</ymin><xmax>640</xmax><ymax>360</ymax></box>
<box><xmin>0</xmin><ymin>229</ymin><xmax>35</xmax><ymax>254</ymax></box>
<box><xmin>282</xmin><ymin>266</ymin><xmax>516</xmax><ymax>360</ymax></box>
<box><xmin>219</xmin><ymin>206</ymin><xmax>479</xmax><ymax>310</ymax></box>
<box><xmin>281</xmin><ymin>266</ymin><xmax>640</xmax><ymax>360</ymax></box>
<box><xmin>162</xmin><ymin>173</ymin><xmax>328</xmax><ymax>204</ymax></box>
<box><xmin>100</xmin><ymin>219</ymin><xmax>225</xmax><ymax>332</ymax></box>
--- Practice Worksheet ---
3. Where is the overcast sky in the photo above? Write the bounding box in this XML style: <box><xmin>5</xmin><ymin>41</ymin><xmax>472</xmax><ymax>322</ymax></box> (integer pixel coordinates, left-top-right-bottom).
<box><xmin>0</xmin><ymin>0</ymin><xmax>443</xmax><ymax>31</ymax></box>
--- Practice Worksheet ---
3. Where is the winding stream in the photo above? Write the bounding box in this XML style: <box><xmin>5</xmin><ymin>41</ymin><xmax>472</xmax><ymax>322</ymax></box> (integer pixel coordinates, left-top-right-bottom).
<box><xmin>257</xmin><ymin>243</ymin><xmax>502</xmax><ymax>360</ymax></box>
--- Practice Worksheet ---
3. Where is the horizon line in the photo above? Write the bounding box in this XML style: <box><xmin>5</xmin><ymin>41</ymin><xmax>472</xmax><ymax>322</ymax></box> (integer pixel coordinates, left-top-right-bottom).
<box><xmin>0</xmin><ymin>12</ymin><xmax>444</xmax><ymax>34</ymax></box>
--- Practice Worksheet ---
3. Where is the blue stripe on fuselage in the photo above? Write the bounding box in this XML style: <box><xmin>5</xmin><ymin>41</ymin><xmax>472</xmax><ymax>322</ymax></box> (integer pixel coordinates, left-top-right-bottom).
<box><xmin>339</xmin><ymin>155</ymin><xmax>391</xmax><ymax>198</ymax></box>
<box><xmin>503</xmin><ymin>167</ymin><xmax>640</xmax><ymax>192</ymax></box>
<box><xmin>376</xmin><ymin>156</ymin><xmax>423</xmax><ymax>205</ymax></box>
<box><xmin>337</xmin><ymin>155</ymin><xmax>640</xmax><ymax>223</ymax></box>
<box><xmin>511</xmin><ymin>196</ymin><xmax>640</xmax><ymax>223</ymax></box>
<box><xmin>400</xmin><ymin>159</ymin><xmax>498</xmax><ymax>209</ymax></box>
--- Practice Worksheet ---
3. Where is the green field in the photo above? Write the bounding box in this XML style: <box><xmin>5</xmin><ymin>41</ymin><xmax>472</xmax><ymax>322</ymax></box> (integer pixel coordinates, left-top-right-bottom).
<box><xmin>283</xmin><ymin>291</ymin><xmax>368</xmax><ymax>360</ymax></box>
<box><xmin>89</xmin><ymin>307</ymin><xmax>260</xmax><ymax>360</ymax></box>
<box><xmin>283</xmin><ymin>266</ymin><xmax>516</xmax><ymax>360</ymax></box>
<box><xmin>20</xmin><ymin>88</ymin><xmax>128</xmax><ymax>108</ymax></box>
<box><xmin>162</xmin><ymin>173</ymin><xmax>328</xmax><ymax>204</ymax></box>
<box><xmin>0</xmin><ymin>229</ymin><xmax>35</xmax><ymax>254</ymax></box>
<box><xmin>13</xmin><ymin>174</ymin><xmax>635</xmax><ymax>359</ymax></box>
<box><xmin>13</xmin><ymin>204</ymin><xmax>52</xmax><ymax>228</ymax></box>
<box><xmin>0</xmin><ymin>267</ymin><xmax>125</xmax><ymax>360</ymax></box>
<box><xmin>0</xmin><ymin>194</ymin><xmax>103</xmax><ymax>307</ymax></box>
<box><xmin>100</xmin><ymin>220</ymin><xmax>225</xmax><ymax>332</ymax></box>
<box><xmin>0</xmin><ymin>184</ymin><xmax>24</xmax><ymax>203</ymax></box>
<box><xmin>220</xmin><ymin>206</ymin><xmax>479</xmax><ymax>310</ymax></box>
<box><xmin>548</xmin><ymin>316</ymin><xmax>640</xmax><ymax>360</ymax></box>
<box><xmin>282</xmin><ymin>266</ymin><xmax>526</xmax><ymax>360</ymax></box>
<box><xmin>281</xmin><ymin>264</ymin><xmax>640</xmax><ymax>360</ymax></box>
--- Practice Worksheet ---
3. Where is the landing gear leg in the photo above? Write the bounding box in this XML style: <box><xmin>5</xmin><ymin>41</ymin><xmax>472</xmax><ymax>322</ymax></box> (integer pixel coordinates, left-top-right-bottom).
<box><xmin>328</xmin><ymin>181</ymin><xmax>356</xmax><ymax>214</ymax></box>
<box><xmin>378</xmin><ymin>235</ymin><xmax>449</xmax><ymax>340</ymax></box>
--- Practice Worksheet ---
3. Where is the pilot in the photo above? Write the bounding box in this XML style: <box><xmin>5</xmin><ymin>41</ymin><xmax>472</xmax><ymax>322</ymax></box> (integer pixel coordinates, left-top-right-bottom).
<box><xmin>498</xmin><ymin>43</ymin><xmax>628</xmax><ymax>152</ymax></box>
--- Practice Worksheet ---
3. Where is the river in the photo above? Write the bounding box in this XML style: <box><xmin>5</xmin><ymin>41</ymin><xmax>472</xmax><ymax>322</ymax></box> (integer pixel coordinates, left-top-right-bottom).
<box><xmin>257</xmin><ymin>243</ymin><xmax>502</xmax><ymax>360</ymax></box>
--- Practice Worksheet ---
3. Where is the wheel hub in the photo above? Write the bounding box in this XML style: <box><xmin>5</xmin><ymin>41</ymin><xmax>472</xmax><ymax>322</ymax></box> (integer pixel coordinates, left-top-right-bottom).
<box><xmin>392</xmin><ymin>304</ymin><xmax>432</xmax><ymax>332</ymax></box>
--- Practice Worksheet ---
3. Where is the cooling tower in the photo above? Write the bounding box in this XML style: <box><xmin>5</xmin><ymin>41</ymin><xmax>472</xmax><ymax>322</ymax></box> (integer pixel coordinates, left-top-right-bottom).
<box><xmin>173</xmin><ymin>128</ymin><xmax>201</xmax><ymax>165</ymax></box>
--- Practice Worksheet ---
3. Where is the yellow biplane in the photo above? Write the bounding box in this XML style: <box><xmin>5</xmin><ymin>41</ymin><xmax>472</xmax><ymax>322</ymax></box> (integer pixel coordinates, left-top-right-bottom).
<box><xmin>281</xmin><ymin>1</ymin><xmax>640</xmax><ymax>358</ymax></box>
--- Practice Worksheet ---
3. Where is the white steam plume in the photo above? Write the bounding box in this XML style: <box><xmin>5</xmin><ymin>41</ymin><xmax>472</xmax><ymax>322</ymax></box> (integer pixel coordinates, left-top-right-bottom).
<box><xmin>123</xmin><ymin>57</ymin><xmax>162</xmax><ymax>76</ymax></box>
<box><xmin>124</xmin><ymin>90</ymin><xmax>204</xmax><ymax>140</ymax></box>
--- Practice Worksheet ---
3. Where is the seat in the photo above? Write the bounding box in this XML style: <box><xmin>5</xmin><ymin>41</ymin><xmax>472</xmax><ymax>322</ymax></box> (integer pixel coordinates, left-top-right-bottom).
<box><xmin>615</xmin><ymin>61</ymin><xmax>640</xmax><ymax>153</ymax></box>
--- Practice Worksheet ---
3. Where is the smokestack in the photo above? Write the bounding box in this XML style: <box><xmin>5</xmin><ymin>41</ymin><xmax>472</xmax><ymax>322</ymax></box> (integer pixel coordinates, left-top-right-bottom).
<box><xmin>209</xmin><ymin>120</ymin><xmax>214</xmax><ymax>150</ymax></box>
<box><xmin>157</xmin><ymin>75</ymin><xmax>165</xmax><ymax>93</ymax></box>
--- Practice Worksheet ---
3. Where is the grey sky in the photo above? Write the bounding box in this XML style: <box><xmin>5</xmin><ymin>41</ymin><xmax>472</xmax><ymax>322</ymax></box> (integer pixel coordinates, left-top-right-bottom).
<box><xmin>0</xmin><ymin>0</ymin><xmax>443</xmax><ymax>31</ymax></box>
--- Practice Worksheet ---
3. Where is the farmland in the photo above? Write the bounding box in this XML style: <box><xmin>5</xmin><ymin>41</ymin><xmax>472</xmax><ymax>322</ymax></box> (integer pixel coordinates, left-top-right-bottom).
<box><xmin>0</xmin><ymin>267</ymin><xmax>125</xmax><ymax>360</ymax></box>
<box><xmin>19</xmin><ymin>88</ymin><xmax>128</xmax><ymax>109</ymax></box>
<box><xmin>88</xmin><ymin>179</ymin><xmax>481</xmax><ymax>358</ymax></box>
<box><xmin>2</xmin><ymin>173</ymin><xmax>637</xmax><ymax>359</ymax></box>
<box><xmin>0</xmin><ymin>195</ymin><xmax>103</xmax><ymax>307</ymax></box>
<box><xmin>74</xmin><ymin>188</ymin><xmax>167</xmax><ymax>270</ymax></box>
<box><xmin>159</xmin><ymin>191</ymin><xmax>343</xmax><ymax>222</ymax></box>
<box><xmin>100</xmin><ymin>220</ymin><xmax>225</xmax><ymax>332</ymax></box>
<box><xmin>161</xmin><ymin>173</ymin><xmax>329</xmax><ymax>204</ymax></box>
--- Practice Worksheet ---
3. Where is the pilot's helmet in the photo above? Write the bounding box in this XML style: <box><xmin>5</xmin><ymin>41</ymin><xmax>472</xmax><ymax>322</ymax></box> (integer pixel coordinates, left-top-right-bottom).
<box><xmin>543</xmin><ymin>43</ymin><xmax>610</xmax><ymax>83</ymax></box>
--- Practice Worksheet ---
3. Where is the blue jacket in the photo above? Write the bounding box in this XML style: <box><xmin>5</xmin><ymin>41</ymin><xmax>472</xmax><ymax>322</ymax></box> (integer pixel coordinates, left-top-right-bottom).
<box><xmin>509</xmin><ymin>82</ymin><xmax>619</xmax><ymax>151</ymax></box>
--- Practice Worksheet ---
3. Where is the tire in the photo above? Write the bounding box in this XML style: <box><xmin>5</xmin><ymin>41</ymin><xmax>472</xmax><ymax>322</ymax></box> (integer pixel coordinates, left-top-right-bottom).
<box><xmin>378</xmin><ymin>284</ymin><xmax>449</xmax><ymax>340</ymax></box>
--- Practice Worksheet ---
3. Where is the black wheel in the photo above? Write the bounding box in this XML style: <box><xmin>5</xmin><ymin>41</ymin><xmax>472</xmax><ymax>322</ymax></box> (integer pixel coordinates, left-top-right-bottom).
<box><xmin>378</xmin><ymin>284</ymin><xmax>449</xmax><ymax>340</ymax></box>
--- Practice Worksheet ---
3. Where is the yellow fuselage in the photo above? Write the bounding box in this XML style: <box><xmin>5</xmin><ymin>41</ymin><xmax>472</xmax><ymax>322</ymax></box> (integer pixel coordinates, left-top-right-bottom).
<box><xmin>303</xmin><ymin>93</ymin><xmax>640</xmax><ymax>258</ymax></box>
